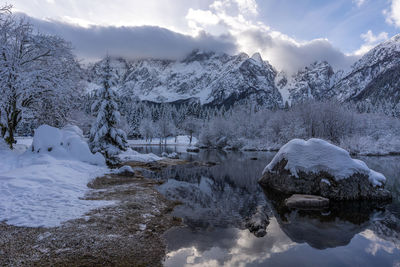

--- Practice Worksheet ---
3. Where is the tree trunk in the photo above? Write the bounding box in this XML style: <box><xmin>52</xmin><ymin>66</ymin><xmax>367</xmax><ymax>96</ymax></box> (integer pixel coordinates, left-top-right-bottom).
<box><xmin>4</xmin><ymin>97</ymin><xmax>21</xmax><ymax>149</ymax></box>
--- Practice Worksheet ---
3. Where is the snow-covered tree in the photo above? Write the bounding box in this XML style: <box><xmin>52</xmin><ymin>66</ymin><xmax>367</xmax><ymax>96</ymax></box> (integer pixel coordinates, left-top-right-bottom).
<box><xmin>182</xmin><ymin>116</ymin><xmax>201</xmax><ymax>144</ymax></box>
<box><xmin>89</xmin><ymin>56</ymin><xmax>127</xmax><ymax>165</ymax></box>
<box><xmin>139</xmin><ymin>118</ymin><xmax>155</xmax><ymax>143</ymax></box>
<box><xmin>0</xmin><ymin>10</ymin><xmax>80</xmax><ymax>148</ymax></box>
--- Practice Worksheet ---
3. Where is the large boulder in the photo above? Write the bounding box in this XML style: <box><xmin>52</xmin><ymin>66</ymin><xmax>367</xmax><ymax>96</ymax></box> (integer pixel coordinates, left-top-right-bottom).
<box><xmin>258</xmin><ymin>138</ymin><xmax>391</xmax><ymax>201</ymax></box>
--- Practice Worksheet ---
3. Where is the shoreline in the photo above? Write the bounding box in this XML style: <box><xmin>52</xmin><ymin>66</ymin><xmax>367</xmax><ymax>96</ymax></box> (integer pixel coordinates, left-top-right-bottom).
<box><xmin>0</xmin><ymin>159</ymin><xmax>186</xmax><ymax>266</ymax></box>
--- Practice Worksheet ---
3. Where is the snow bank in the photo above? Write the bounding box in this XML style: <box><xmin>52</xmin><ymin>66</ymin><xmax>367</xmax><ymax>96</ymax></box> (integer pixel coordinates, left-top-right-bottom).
<box><xmin>128</xmin><ymin>135</ymin><xmax>198</xmax><ymax>145</ymax></box>
<box><xmin>340</xmin><ymin>135</ymin><xmax>400</xmax><ymax>156</ymax></box>
<box><xmin>32</xmin><ymin>125</ymin><xmax>105</xmax><ymax>165</ymax></box>
<box><xmin>264</xmin><ymin>138</ymin><xmax>386</xmax><ymax>187</ymax></box>
<box><xmin>0</xmin><ymin>125</ymin><xmax>112</xmax><ymax>227</ymax></box>
<box><xmin>118</xmin><ymin>148</ymin><xmax>161</xmax><ymax>162</ymax></box>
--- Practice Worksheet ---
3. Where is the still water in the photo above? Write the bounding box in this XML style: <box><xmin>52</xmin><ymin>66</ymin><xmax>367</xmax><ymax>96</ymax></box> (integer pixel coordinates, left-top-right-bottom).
<box><xmin>133</xmin><ymin>145</ymin><xmax>400</xmax><ymax>267</ymax></box>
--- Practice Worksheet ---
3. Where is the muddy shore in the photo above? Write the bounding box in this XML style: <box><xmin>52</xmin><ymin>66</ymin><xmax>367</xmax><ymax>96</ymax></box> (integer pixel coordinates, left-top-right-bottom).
<box><xmin>0</xmin><ymin>159</ymin><xmax>187</xmax><ymax>266</ymax></box>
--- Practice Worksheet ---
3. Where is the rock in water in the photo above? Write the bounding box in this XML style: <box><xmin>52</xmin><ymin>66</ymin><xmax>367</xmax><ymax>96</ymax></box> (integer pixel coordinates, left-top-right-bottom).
<box><xmin>285</xmin><ymin>194</ymin><xmax>329</xmax><ymax>209</ymax></box>
<box><xmin>187</xmin><ymin>146</ymin><xmax>200</xmax><ymax>152</ymax></box>
<box><xmin>258</xmin><ymin>138</ymin><xmax>391</xmax><ymax>201</ymax></box>
<box><xmin>245</xmin><ymin>206</ymin><xmax>269</xmax><ymax>237</ymax></box>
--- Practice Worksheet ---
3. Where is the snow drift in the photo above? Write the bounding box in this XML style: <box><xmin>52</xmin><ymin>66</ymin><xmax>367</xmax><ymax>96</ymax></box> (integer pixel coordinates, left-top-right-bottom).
<box><xmin>32</xmin><ymin>124</ymin><xmax>105</xmax><ymax>165</ymax></box>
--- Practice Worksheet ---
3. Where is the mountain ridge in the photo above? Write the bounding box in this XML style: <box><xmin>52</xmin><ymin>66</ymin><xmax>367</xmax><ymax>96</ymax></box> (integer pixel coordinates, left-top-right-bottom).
<box><xmin>86</xmin><ymin>34</ymin><xmax>400</xmax><ymax>111</ymax></box>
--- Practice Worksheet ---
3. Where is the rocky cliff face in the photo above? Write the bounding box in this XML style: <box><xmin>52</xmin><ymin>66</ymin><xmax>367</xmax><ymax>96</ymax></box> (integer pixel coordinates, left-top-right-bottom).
<box><xmin>87</xmin><ymin>50</ymin><xmax>282</xmax><ymax>108</ymax></box>
<box><xmin>328</xmin><ymin>34</ymin><xmax>400</xmax><ymax>107</ymax></box>
<box><xmin>276</xmin><ymin>61</ymin><xmax>335</xmax><ymax>104</ymax></box>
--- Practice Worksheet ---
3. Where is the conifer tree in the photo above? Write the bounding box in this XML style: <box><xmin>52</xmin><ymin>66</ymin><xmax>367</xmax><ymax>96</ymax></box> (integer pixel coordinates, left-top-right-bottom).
<box><xmin>89</xmin><ymin>56</ymin><xmax>127</xmax><ymax>165</ymax></box>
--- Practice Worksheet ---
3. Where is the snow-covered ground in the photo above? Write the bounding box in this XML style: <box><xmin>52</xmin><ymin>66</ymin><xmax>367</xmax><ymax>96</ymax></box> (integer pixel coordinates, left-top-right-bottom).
<box><xmin>0</xmin><ymin>125</ymin><xmax>162</xmax><ymax>228</ymax></box>
<box><xmin>118</xmin><ymin>148</ymin><xmax>162</xmax><ymax>162</ymax></box>
<box><xmin>128</xmin><ymin>135</ymin><xmax>198</xmax><ymax>146</ymax></box>
<box><xmin>0</xmin><ymin>127</ymin><xmax>111</xmax><ymax>227</ymax></box>
<box><xmin>340</xmin><ymin>135</ymin><xmax>400</xmax><ymax>156</ymax></box>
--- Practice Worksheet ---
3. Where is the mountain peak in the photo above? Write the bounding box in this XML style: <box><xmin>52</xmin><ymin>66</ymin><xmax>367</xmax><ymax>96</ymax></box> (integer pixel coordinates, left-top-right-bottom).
<box><xmin>182</xmin><ymin>49</ymin><xmax>216</xmax><ymax>63</ymax></box>
<box><xmin>251</xmin><ymin>52</ymin><xmax>263</xmax><ymax>63</ymax></box>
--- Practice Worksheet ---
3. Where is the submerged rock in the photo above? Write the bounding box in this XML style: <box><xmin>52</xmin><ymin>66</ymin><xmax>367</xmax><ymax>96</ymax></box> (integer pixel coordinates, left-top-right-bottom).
<box><xmin>187</xmin><ymin>146</ymin><xmax>200</xmax><ymax>152</ymax></box>
<box><xmin>259</xmin><ymin>139</ymin><xmax>391</xmax><ymax>201</ymax></box>
<box><xmin>285</xmin><ymin>194</ymin><xmax>329</xmax><ymax>209</ymax></box>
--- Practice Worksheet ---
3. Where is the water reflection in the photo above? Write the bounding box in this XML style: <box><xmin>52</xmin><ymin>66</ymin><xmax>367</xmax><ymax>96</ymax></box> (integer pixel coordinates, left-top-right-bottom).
<box><xmin>134</xmin><ymin>146</ymin><xmax>400</xmax><ymax>266</ymax></box>
<box><xmin>164</xmin><ymin>219</ymin><xmax>296</xmax><ymax>267</ymax></box>
<box><xmin>156</xmin><ymin>150</ymin><xmax>276</xmax><ymax>229</ymax></box>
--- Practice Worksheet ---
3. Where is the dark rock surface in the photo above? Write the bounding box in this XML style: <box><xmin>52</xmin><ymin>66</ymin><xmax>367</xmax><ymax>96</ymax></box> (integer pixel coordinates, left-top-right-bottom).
<box><xmin>245</xmin><ymin>206</ymin><xmax>270</xmax><ymax>237</ymax></box>
<box><xmin>285</xmin><ymin>194</ymin><xmax>329</xmax><ymax>209</ymax></box>
<box><xmin>259</xmin><ymin>159</ymin><xmax>391</xmax><ymax>201</ymax></box>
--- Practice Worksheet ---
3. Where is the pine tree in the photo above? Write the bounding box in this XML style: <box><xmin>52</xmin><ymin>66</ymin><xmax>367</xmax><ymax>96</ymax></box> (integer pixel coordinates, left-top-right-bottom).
<box><xmin>89</xmin><ymin>56</ymin><xmax>127</xmax><ymax>165</ymax></box>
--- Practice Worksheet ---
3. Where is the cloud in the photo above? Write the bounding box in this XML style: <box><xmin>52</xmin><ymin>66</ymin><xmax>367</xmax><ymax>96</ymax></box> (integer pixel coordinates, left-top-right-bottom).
<box><xmin>352</xmin><ymin>0</ymin><xmax>366</xmax><ymax>7</ymax></box>
<box><xmin>16</xmin><ymin>0</ymin><xmax>359</xmax><ymax>74</ymax></box>
<box><xmin>353</xmin><ymin>30</ymin><xmax>388</xmax><ymax>56</ymax></box>
<box><xmin>242</xmin><ymin>30</ymin><xmax>358</xmax><ymax>73</ymax></box>
<box><xmin>22</xmin><ymin>14</ymin><xmax>237</xmax><ymax>61</ymax></box>
<box><xmin>186</xmin><ymin>0</ymin><xmax>357</xmax><ymax>74</ymax></box>
<box><xmin>384</xmin><ymin>0</ymin><xmax>400</xmax><ymax>28</ymax></box>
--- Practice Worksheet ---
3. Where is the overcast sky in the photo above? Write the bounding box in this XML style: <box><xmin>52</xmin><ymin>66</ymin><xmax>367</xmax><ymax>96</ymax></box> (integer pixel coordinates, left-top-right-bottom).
<box><xmin>11</xmin><ymin>0</ymin><xmax>400</xmax><ymax>73</ymax></box>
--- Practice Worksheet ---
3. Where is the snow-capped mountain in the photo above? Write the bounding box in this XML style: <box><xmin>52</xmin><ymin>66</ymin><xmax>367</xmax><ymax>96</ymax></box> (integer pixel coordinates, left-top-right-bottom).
<box><xmin>276</xmin><ymin>33</ymin><xmax>400</xmax><ymax>108</ymax></box>
<box><xmin>86</xmin><ymin>34</ymin><xmax>400</xmax><ymax>110</ymax></box>
<box><xmin>276</xmin><ymin>61</ymin><xmax>336</xmax><ymax>105</ymax></box>
<box><xmin>329</xmin><ymin>34</ymin><xmax>400</xmax><ymax>106</ymax></box>
<box><xmin>87</xmin><ymin>50</ymin><xmax>282</xmax><ymax>108</ymax></box>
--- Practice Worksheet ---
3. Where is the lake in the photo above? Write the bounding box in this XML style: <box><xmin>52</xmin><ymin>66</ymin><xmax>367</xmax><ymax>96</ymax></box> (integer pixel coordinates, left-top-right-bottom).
<box><xmin>132</xmin><ymin>145</ymin><xmax>400</xmax><ymax>267</ymax></box>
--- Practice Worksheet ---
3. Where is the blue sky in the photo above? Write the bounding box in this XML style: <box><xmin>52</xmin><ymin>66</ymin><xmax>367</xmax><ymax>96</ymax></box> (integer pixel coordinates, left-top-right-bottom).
<box><xmin>257</xmin><ymin>0</ymin><xmax>398</xmax><ymax>53</ymax></box>
<box><xmin>11</xmin><ymin>0</ymin><xmax>400</xmax><ymax>72</ymax></box>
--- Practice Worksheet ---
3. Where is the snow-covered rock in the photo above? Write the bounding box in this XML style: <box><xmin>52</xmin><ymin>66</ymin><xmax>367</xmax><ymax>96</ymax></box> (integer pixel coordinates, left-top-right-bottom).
<box><xmin>115</xmin><ymin>165</ymin><xmax>135</xmax><ymax>175</ymax></box>
<box><xmin>259</xmin><ymin>138</ymin><xmax>391</xmax><ymax>200</ymax></box>
<box><xmin>31</xmin><ymin>124</ymin><xmax>105</xmax><ymax>166</ymax></box>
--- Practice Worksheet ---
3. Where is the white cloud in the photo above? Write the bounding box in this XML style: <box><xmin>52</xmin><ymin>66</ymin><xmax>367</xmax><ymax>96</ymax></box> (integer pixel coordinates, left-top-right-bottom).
<box><xmin>352</xmin><ymin>0</ymin><xmax>366</xmax><ymax>7</ymax></box>
<box><xmin>13</xmin><ymin>0</ymin><xmax>358</xmax><ymax>73</ymax></box>
<box><xmin>361</xmin><ymin>30</ymin><xmax>388</xmax><ymax>43</ymax></box>
<box><xmin>353</xmin><ymin>30</ymin><xmax>388</xmax><ymax>56</ymax></box>
<box><xmin>24</xmin><ymin>14</ymin><xmax>236</xmax><ymax>62</ymax></box>
<box><xmin>384</xmin><ymin>0</ymin><xmax>400</xmax><ymax>28</ymax></box>
<box><xmin>186</xmin><ymin>0</ymin><xmax>356</xmax><ymax>73</ymax></box>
